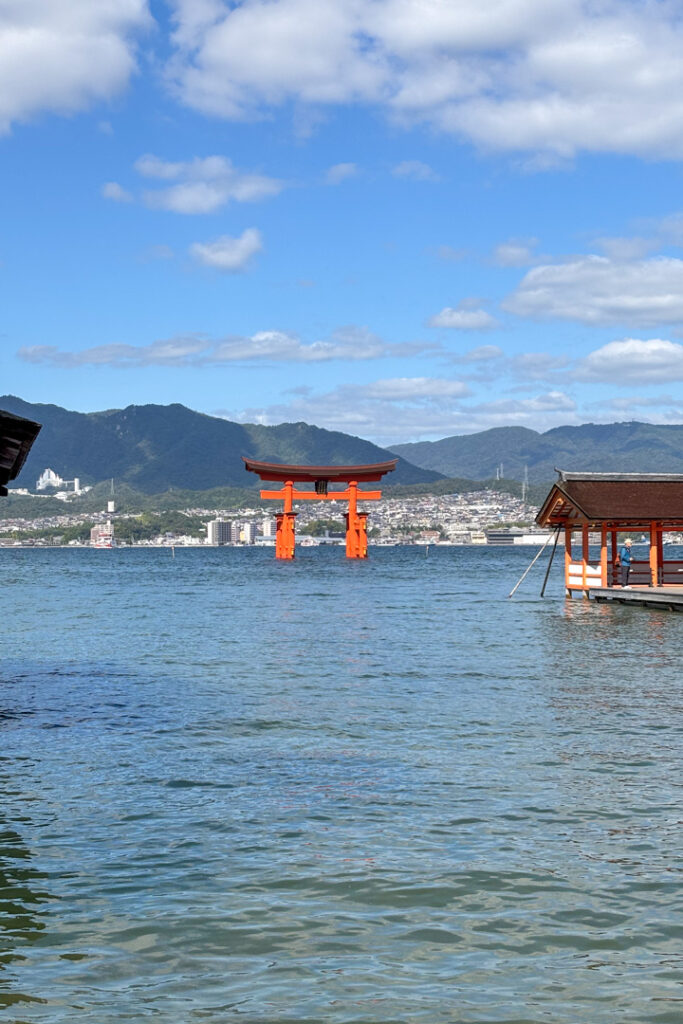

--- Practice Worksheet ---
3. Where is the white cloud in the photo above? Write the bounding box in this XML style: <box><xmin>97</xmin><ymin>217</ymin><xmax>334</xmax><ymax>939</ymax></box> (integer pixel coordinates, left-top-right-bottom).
<box><xmin>510</xmin><ymin>352</ymin><xmax>570</xmax><ymax>380</ymax></box>
<box><xmin>505</xmin><ymin>255</ymin><xmax>683</xmax><ymax>327</ymax></box>
<box><xmin>655</xmin><ymin>213</ymin><xmax>683</xmax><ymax>247</ymax></box>
<box><xmin>17</xmin><ymin>325</ymin><xmax>434</xmax><ymax>368</ymax></box>
<box><xmin>325</xmin><ymin>162</ymin><xmax>358</xmax><ymax>184</ymax></box>
<box><xmin>168</xmin><ymin>0</ymin><xmax>386</xmax><ymax>119</ymax></box>
<box><xmin>493</xmin><ymin>239</ymin><xmax>537</xmax><ymax>266</ymax></box>
<box><xmin>136</xmin><ymin>154</ymin><xmax>284</xmax><ymax>213</ymax></box>
<box><xmin>476</xmin><ymin>390</ymin><xmax>576</xmax><ymax>415</ymax></box>
<box><xmin>460</xmin><ymin>345</ymin><xmax>504</xmax><ymax>363</ymax></box>
<box><xmin>165</xmin><ymin>0</ymin><xmax>683</xmax><ymax>161</ymax></box>
<box><xmin>0</xmin><ymin>0</ymin><xmax>150</xmax><ymax>133</ymax></box>
<box><xmin>581</xmin><ymin>392</ymin><xmax>683</xmax><ymax>425</ymax></box>
<box><xmin>19</xmin><ymin>337</ymin><xmax>208</xmax><ymax>368</ymax></box>
<box><xmin>601</xmin><ymin>394</ymin><xmax>683</xmax><ymax>414</ymax></box>
<box><xmin>101</xmin><ymin>181</ymin><xmax>133</xmax><ymax>203</ymax></box>
<box><xmin>392</xmin><ymin>160</ymin><xmax>439</xmax><ymax>181</ymax></box>
<box><xmin>575</xmin><ymin>338</ymin><xmax>683</xmax><ymax>385</ymax></box>
<box><xmin>590</xmin><ymin>212</ymin><xmax>683</xmax><ymax>262</ymax></box>
<box><xmin>224</xmin><ymin>381</ymin><xmax>578</xmax><ymax>444</ymax></box>
<box><xmin>190</xmin><ymin>228</ymin><xmax>262</xmax><ymax>272</ymax></box>
<box><xmin>362</xmin><ymin>377</ymin><xmax>469</xmax><ymax>400</ymax></box>
<box><xmin>591</xmin><ymin>236</ymin><xmax>655</xmax><ymax>262</ymax></box>
<box><xmin>428</xmin><ymin>304</ymin><xmax>500</xmax><ymax>330</ymax></box>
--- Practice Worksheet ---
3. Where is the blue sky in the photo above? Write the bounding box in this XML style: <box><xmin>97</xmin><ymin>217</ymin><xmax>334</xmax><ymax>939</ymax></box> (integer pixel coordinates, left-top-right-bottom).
<box><xmin>3</xmin><ymin>0</ymin><xmax>683</xmax><ymax>445</ymax></box>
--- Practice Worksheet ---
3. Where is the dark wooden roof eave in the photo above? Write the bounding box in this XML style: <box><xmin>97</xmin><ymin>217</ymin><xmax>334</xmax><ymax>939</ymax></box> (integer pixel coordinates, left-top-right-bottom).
<box><xmin>536</xmin><ymin>470</ymin><xmax>683</xmax><ymax>528</ymax></box>
<box><xmin>536</xmin><ymin>482</ymin><xmax>593</xmax><ymax>527</ymax></box>
<box><xmin>0</xmin><ymin>409</ymin><xmax>42</xmax><ymax>494</ymax></box>
<box><xmin>242</xmin><ymin>456</ymin><xmax>398</xmax><ymax>483</ymax></box>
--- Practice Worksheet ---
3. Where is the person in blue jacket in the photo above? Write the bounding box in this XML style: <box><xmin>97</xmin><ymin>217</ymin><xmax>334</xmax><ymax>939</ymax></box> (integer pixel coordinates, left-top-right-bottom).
<box><xmin>619</xmin><ymin>537</ymin><xmax>633</xmax><ymax>587</ymax></box>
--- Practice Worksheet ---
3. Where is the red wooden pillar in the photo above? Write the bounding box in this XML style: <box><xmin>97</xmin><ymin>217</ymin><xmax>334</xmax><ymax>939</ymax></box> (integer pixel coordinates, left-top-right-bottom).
<box><xmin>564</xmin><ymin>527</ymin><xmax>572</xmax><ymax>595</ymax></box>
<box><xmin>582</xmin><ymin>523</ymin><xmax>590</xmax><ymax>597</ymax></box>
<box><xmin>357</xmin><ymin>512</ymin><xmax>368</xmax><ymax>558</ymax></box>
<box><xmin>345</xmin><ymin>480</ymin><xmax>368</xmax><ymax>558</ymax></box>
<box><xmin>611</xmin><ymin>529</ymin><xmax>618</xmax><ymax>585</ymax></box>
<box><xmin>275</xmin><ymin>480</ymin><xmax>297</xmax><ymax>560</ymax></box>
<box><xmin>600</xmin><ymin>524</ymin><xmax>608</xmax><ymax>586</ymax></box>
<box><xmin>275</xmin><ymin>512</ymin><xmax>297</xmax><ymax>559</ymax></box>
<box><xmin>649</xmin><ymin>520</ymin><xmax>658</xmax><ymax>586</ymax></box>
<box><xmin>657</xmin><ymin>524</ymin><xmax>664</xmax><ymax>585</ymax></box>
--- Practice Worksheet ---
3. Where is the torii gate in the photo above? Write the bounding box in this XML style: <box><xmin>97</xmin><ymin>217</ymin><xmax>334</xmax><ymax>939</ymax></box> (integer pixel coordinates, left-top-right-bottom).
<box><xmin>243</xmin><ymin>457</ymin><xmax>397</xmax><ymax>559</ymax></box>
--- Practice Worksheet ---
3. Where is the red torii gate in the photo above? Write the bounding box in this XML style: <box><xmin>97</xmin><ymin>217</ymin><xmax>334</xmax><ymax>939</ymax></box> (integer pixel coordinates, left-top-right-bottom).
<box><xmin>243</xmin><ymin>457</ymin><xmax>397</xmax><ymax>559</ymax></box>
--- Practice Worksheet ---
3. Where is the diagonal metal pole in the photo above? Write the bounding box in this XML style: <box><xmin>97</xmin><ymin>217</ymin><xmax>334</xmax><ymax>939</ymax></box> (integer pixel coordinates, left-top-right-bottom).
<box><xmin>507</xmin><ymin>529</ymin><xmax>557</xmax><ymax>598</ymax></box>
<box><xmin>540</xmin><ymin>527</ymin><xmax>561</xmax><ymax>597</ymax></box>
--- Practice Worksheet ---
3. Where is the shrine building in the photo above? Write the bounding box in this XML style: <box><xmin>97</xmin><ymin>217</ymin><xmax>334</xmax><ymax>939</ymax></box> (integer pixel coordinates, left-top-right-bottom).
<box><xmin>536</xmin><ymin>471</ymin><xmax>683</xmax><ymax>603</ymax></box>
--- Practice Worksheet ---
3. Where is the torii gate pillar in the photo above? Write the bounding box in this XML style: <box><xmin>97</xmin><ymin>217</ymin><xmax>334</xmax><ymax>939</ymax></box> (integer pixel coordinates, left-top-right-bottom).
<box><xmin>274</xmin><ymin>480</ymin><xmax>298</xmax><ymax>559</ymax></box>
<box><xmin>345</xmin><ymin>481</ymin><xmax>368</xmax><ymax>558</ymax></box>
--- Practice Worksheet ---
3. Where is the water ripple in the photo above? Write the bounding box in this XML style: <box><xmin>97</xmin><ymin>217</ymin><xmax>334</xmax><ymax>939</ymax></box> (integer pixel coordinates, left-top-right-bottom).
<box><xmin>0</xmin><ymin>546</ymin><xmax>681</xmax><ymax>1022</ymax></box>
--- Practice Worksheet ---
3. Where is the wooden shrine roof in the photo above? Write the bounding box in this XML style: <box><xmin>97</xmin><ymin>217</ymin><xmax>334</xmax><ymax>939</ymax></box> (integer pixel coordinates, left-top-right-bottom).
<box><xmin>0</xmin><ymin>409</ymin><xmax>41</xmax><ymax>495</ymax></box>
<box><xmin>243</xmin><ymin>456</ymin><xmax>397</xmax><ymax>484</ymax></box>
<box><xmin>536</xmin><ymin>471</ymin><xmax>683</xmax><ymax>528</ymax></box>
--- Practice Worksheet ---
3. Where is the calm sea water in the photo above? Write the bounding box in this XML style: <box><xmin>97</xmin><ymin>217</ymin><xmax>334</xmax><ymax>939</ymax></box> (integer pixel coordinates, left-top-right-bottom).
<box><xmin>1</xmin><ymin>546</ymin><xmax>681</xmax><ymax>1023</ymax></box>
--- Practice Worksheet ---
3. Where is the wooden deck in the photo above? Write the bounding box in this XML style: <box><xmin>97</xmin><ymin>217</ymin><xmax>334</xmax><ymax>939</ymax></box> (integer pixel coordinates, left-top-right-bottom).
<box><xmin>590</xmin><ymin>585</ymin><xmax>683</xmax><ymax>610</ymax></box>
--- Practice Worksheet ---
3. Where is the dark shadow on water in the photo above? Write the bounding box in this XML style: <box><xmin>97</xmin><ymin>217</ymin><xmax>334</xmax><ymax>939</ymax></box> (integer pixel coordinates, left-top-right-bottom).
<box><xmin>0</xmin><ymin>764</ymin><xmax>52</xmax><ymax>1010</ymax></box>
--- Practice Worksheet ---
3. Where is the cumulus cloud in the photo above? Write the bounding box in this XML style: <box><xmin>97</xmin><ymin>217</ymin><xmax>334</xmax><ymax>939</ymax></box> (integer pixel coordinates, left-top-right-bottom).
<box><xmin>101</xmin><ymin>181</ymin><xmax>133</xmax><ymax>203</ymax></box>
<box><xmin>391</xmin><ymin>160</ymin><xmax>439</xmax><ymax>181</ymax></box>
<box><xmin>428</xmin><ymin>304</ymin><xmax>500</xmax><ymax>330</ymax></box>
<box><xmin>575</xmin><ymin>338</ymin><xmax>683</xmax><ymax>385</ymax></box>
<box><xmin>0</xmin><ymin>0</ymin><xmax>149</xmax><ymax>133</ymax></box>
<box><xmin>165</xmin><ymin>0</ymin><xmax>683</xmax><ymax>161</ymax></box>
<box><xmin>505</xmin><ymin>255</ymin><xmax>683</xmax><ymax>327</ymax></box>
<box><xmin>17</xmin><ymin>325</ymin><xmax>434</xmax><ymax>368</ymax></box>
<box><xmin>136</xmin><ymin>154</ymin><xmax>284</xmax><ymax>213</ymax></box>
<box><xmin>190</xmin><ymin>228</ymin><xmax>262</xmax><ymax>272</ymax></box>
<box><xmin>326</xmin><ymin>162</ymin><xmax>358</xmax><ymax>184</ymax></box>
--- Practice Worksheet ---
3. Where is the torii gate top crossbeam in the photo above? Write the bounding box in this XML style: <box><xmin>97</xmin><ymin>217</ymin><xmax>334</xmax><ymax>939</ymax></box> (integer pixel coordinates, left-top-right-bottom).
<box><xmin>242</xmin><ymin>457</ymin><xmax>397</xmax><ymax>485</ymax></box>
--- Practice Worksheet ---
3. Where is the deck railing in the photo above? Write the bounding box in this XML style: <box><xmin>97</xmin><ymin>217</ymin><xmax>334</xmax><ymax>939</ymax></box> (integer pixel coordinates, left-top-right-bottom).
<box><xmin>566</xmin><ymin>561</ymin><xmax>602</xmax><ymax>589</ymax></box>
<box><xmin>567</xmin><ymin>558</ymin><xmax>683</xmax><ymax>590</ymax></box>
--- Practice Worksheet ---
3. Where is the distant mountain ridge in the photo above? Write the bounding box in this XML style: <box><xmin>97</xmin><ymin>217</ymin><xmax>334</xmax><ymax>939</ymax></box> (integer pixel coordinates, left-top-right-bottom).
<box><xmin>0</xmin><ymin>396</ymin><xmax>440</xmax><ymax>492</ymax></box>
<box><xmin>391</xmin><ymin>422</ymin><xmax>683</xmax><ymax>483</ymax></box>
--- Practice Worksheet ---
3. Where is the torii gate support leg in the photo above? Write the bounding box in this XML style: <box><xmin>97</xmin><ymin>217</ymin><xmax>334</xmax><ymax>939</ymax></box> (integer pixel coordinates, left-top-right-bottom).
<box><xmin>275</xmin><ymin>512</ymin><xmax>297</xmax><ymax>559</ymax></box>
<box><xmin>345</xmin><ymin>481</ymin><xmax>369</xmax><ymax>559</ymax></box>
<box><xmin>275</xmin><ymin>480</ymin><xmax>297</xmax><ymax>559</ymax></box>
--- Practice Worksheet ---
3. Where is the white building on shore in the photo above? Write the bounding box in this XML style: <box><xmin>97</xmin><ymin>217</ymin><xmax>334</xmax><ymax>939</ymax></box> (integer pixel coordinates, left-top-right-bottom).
<box><xmin>36</xmin><ymin>468</ymin><xmax>85</xmax><ymax>496</ymax></box>
<box><xmin>207</xmin><ymin>518</ymin><xmax>232</xmax><ymax>545</ymax></box>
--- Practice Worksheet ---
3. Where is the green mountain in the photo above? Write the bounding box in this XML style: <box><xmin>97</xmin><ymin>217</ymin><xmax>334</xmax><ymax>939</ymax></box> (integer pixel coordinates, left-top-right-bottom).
<box><xmin>0</xmin><ymin>396</ymin><xmax>440</xmax><ymax>492</ymax></box>
<box><xmin>391</xmin><ymin>422</ymin><xmax>683</xmax><ymax>482</ymax></box>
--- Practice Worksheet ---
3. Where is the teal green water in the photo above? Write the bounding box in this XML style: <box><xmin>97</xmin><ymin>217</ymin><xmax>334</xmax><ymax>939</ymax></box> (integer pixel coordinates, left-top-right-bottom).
<box><xmin>1</xmin><ymin>546</ymin><xmax>681</xmax><ymax>1022</ymax></box>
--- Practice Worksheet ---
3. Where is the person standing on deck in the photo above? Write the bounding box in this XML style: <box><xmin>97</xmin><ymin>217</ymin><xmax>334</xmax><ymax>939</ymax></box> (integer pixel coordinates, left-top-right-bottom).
<box><xmin>619</xmin><ymin>537</ymin><xmax>633</xmax><ymax>587</ymax></box>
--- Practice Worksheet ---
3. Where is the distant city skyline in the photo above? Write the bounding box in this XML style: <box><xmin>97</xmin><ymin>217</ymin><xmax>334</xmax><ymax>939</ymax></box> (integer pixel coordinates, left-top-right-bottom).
<box><xmin>3</xmin><ymin>1</ymin><xmax>683</xmax><ymax>445</ymax></box>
